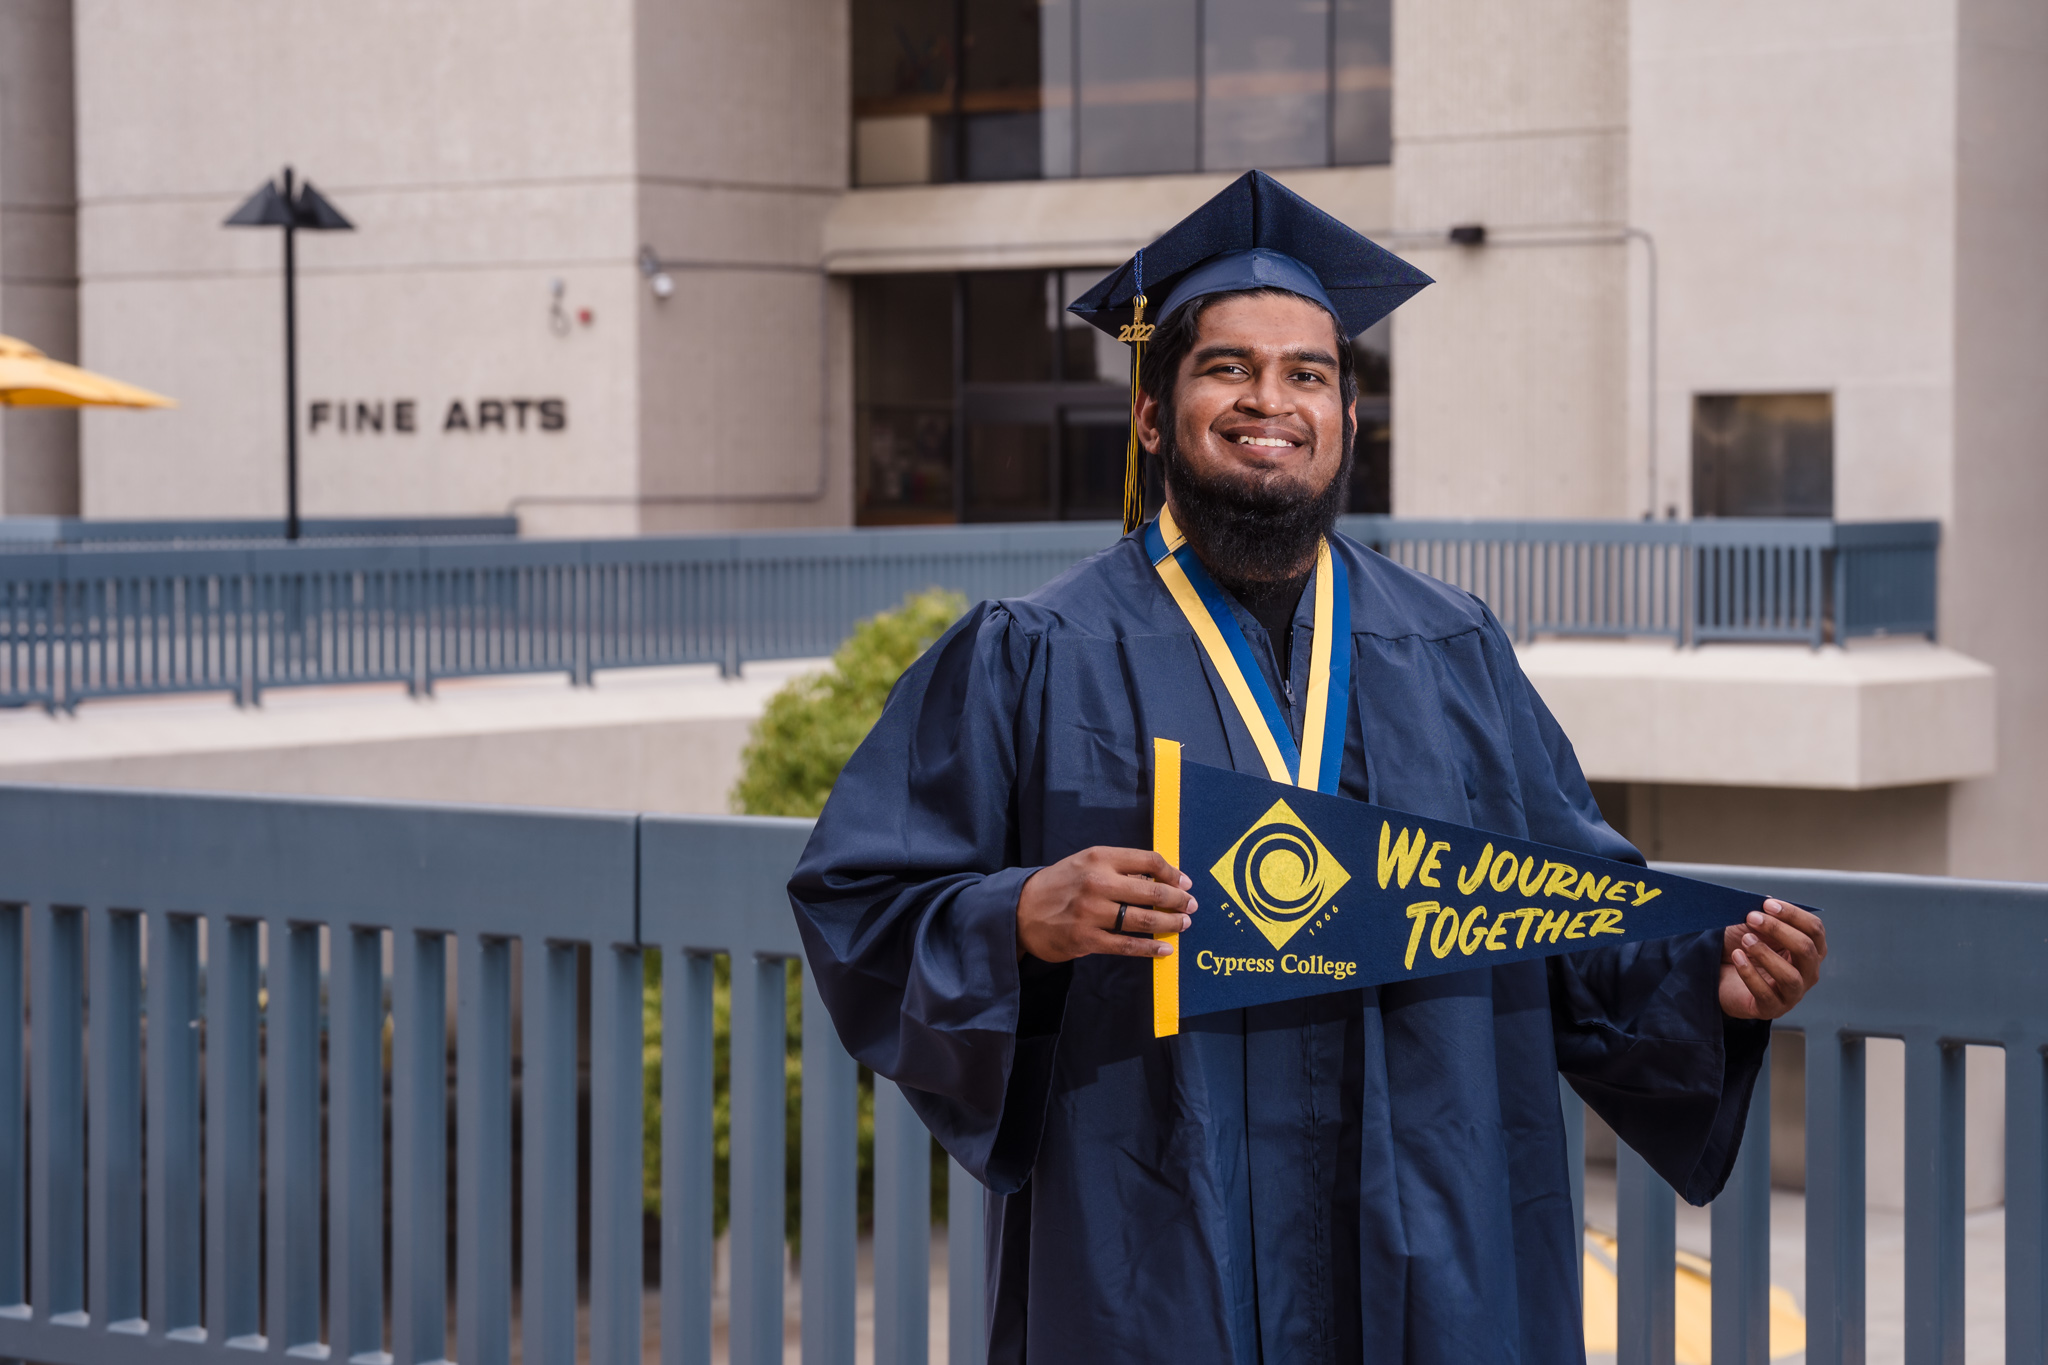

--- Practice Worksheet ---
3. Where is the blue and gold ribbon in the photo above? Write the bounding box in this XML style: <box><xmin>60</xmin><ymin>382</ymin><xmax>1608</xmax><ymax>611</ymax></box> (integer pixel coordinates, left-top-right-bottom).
<box><xmin>1144</xmin><ymin>505</ymin><xmax>1351</xmax><ymax>793</ymax></box>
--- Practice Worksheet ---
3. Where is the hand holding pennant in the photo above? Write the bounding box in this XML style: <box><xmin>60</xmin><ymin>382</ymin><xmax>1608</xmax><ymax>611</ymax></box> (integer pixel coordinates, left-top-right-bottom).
<box><xmin>1148</xmin><ymin>738</ymin><xmax>1821</xmax><ymax>1037</ymax></box>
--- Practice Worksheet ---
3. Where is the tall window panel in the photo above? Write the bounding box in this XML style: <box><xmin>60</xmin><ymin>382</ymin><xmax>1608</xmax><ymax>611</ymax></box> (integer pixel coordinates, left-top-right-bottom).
<box><xmin>1076</xmin><ymin>0</ymin><xmax>1201</xmax><ymax>177</ymax></box>
<box><xmin>853</xmin><ymin>274</ymin><xmax>957</xmax><ymax>524</ymax></box>
<box><xmin>1332</xmin><ymin>0</ymin><xmax>1392</xmax><ymax>166</ymax></box>
<box><xmin>852</xmin><ymin>0</ymin><xmax>1392</xmax><ymax>184</ymax></box>
<box><xmin>1202</xmin><ymin>0</ymin><xmax>1330</xmax><ymax>172</ymax></box>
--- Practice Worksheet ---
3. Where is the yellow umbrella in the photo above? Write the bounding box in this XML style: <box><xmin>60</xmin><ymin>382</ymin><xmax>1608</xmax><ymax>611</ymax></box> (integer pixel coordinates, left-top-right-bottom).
<box><xmin>0</xmin><ymin>334</ymin><xmax>175</xmax><ymax>408</ymax></box>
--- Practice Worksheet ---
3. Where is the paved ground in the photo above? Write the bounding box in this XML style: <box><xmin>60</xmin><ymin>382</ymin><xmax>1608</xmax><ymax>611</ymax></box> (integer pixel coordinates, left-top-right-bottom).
<box><xmin>1585</xmin><ymin>1166</ymin><xmax>2008</xmax><ymax>1365</ymax></box>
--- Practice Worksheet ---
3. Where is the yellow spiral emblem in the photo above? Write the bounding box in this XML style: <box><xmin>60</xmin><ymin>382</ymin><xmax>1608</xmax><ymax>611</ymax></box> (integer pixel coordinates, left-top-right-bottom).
<box><xmin>1210</xmin><ymin>798</ymin><xmax>1352</xmax><ymax>951</ymax></box>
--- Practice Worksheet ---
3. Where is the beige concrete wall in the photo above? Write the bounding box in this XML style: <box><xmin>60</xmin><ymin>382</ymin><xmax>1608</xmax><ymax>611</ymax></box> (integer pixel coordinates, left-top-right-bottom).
<box><xmin>1389</xmin><ymin>0</ymin><xmax>1633</xmax><ymax>519</ymax></box>
<box><xmin>1628</xmin><ymin>0</ymin><xmax>1961</xmax><ymax>524</ymax></box>
<box><xmin>72</xmin><ymin>0</ymin><xmax>648</xmax><ymax>533</ymax></box>
<box><xmin>1943</xmin><ymin>0</ymin><xmax>2048</xmax><ymax>883</ymax></box>
<box><xmin>1620</xmin><ymin>781</ymin><xmax>1951</xmax><ymax>875</ymax></box>
<box><xmin>0</xmin><ymin>0</ymin><xmax>80</xmax><ymax>514</ymax></box>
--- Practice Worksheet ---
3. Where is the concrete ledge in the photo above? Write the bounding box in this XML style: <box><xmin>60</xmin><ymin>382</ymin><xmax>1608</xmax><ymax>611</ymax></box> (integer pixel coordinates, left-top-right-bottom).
<box><xmin>822</xmin><ymin>166</ymin><xmax>1393</xmax><ymax>274</ymax></box>
<box><xmin>1519</xmin><ymin>638</ymin><xmax>1996</xmax><ymax>790</ymax></box>
<box><xmin>0</xmin><ymin>662</ymin><xmax>824</xmax><ymax>814</ymax></box>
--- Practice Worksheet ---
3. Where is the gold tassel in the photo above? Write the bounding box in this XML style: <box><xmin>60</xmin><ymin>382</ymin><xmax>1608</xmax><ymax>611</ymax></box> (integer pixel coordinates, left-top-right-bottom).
<box><xmin>1122</xmin><ymin>293</ymin><xmax>1151</xmax><ymax>534</ymax></box>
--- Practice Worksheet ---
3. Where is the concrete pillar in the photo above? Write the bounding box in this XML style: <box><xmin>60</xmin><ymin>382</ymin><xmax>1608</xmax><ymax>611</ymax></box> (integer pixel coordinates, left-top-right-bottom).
<box><xmin>628</xmin><ymin>0</ymin><xmax>853</xmax><ymax>533</ymax></box>
<box><xmin>1944</xmin><ymin>0</ymin><xmax>2048</xmax><ymax>883</ymax></box>
<box><xmin>0</xmin><ymin>0</ymin><xmax>81</xmax><ymax>514</ymax></box>
<box><xmin>1388</xmin><ymin>0</ymin><xmax>1632</xmax><ymax>518</ymax></box>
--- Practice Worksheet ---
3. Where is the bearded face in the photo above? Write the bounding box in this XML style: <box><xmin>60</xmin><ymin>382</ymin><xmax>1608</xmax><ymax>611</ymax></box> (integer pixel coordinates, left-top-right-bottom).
<box><xmin>1137</xmin><ymin>291</ymin><xmax>1357</xmax><ymax>591</ymax></box>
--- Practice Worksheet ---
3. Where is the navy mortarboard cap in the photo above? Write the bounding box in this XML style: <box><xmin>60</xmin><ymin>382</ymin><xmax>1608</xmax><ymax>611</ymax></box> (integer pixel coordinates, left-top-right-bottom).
<box><xmin>1068</xmin><ymin>169</ymin><xmax>1432</xmax><ymax>341</ymax></box>
<box><xmin>1068</xmin><ymin>170</ymin><xmax>1433</xmax><ymax>532</ymax></box>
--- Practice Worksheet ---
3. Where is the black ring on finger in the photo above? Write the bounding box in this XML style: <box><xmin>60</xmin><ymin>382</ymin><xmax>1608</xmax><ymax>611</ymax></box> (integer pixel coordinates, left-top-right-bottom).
<box><xmin>1114</xmin><ymin>904</ymin><xmax>1130</xmax><ymax>934</ymax></box>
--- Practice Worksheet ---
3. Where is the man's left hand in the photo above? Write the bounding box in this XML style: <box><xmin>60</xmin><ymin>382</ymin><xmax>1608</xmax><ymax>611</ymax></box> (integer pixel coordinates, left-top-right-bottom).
<box><xmin>1720</xmin><ymin>899</ymin><xmax>1826</xmax><ymax>1020</ymax></box>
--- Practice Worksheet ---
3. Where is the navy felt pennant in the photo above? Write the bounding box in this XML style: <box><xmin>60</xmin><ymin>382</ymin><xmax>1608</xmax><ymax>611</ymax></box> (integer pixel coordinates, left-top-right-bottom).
<box><xmin>1150</xmin><ymin>740</ymin><xmax>1771</xmax><ymax>1035</ymax></box>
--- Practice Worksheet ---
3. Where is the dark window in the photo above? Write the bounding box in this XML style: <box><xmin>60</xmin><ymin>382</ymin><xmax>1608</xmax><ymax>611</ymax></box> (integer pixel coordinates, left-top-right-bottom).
<box><xmin>853</xmin><ymin>0</ymin><xmax>1392</xmax><ymax>185</ymax></box>
<box><xmin>854</xmin><ymin>274</ymin><xmax>957</xmax><ymax>524</ymax></box>
<box><xmin>1348</xmin><ymin>317</ymin><xmax>1390</xmax><ymax>513</ymax></box>
<box><xmin>855</xmin><ymin>269</ymin><xmax>1396</xmax><ymax>524</ymax></box>
<box><xmin>1692</xmin><ymin>393</ymin><xmax>1834</xmax><ymax>518</ymax></box>
<box><xmin>1332</xmin><ymin>0</ymin><xmax>1392</xmax><ymax>166</ymax></box>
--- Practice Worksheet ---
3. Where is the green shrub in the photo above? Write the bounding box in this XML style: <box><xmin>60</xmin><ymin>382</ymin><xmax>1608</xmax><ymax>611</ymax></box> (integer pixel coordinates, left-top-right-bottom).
<box><xmin>730</xmin><ymin>587</ymin><xmax>969</xmax><ymax>818</ymax></box>
<box><xmin>644</xmin><ymin>589</ymin><xmax>968</xmax><ymax>1243</ymax></box>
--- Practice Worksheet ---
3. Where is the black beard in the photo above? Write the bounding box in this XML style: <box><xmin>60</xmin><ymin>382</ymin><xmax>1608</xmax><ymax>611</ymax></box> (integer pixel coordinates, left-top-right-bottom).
<box><xmin>1158</xmin><ymin>417</ymin><xmax>1353</xmax><ymax>594</ymax></box>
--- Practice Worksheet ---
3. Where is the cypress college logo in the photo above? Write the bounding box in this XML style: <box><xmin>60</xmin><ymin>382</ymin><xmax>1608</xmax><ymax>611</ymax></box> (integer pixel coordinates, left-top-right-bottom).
<box><xmin>1210</xmin><ymin>798</ymin><xmax>1352</xmax><ymax>950</ymax></box>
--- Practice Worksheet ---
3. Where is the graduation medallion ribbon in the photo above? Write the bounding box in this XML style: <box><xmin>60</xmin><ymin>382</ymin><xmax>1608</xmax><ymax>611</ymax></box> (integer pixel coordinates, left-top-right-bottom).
<box><xmin>1148</xmin><ymin>743</ymin><xmax>1765</xmax><ymax>1037</ymax></box>
<box><xmin>1144</xmin><ymin>505</ymin><xmax>1349</xmax><ymax>1030</ymax></box>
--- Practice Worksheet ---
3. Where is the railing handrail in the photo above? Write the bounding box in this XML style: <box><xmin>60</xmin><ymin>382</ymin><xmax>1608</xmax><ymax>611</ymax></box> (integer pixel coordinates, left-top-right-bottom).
<box><xmin>0</xmin><ymin>782</ymin><xmax>2037</xmax><ymax>1365</ymax></box>
<box><xmin>0</xmin><ymin>514</ymin><xmax>520</xmax><ymax>548</ymax></box>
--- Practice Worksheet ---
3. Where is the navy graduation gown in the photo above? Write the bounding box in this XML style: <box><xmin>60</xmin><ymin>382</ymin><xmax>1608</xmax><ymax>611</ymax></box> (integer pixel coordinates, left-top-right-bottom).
<box><xmin>788</xmin><ymin>528</ymin><xmax>1768</xmax><ymax>1364</ymax></box>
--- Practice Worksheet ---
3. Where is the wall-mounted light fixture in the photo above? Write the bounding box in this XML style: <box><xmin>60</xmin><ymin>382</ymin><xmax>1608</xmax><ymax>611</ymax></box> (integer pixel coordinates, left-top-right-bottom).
<box><xmin>637</xmin><ymin>245</ymin><xmax>675</xmax><ymax>300</ymax></box>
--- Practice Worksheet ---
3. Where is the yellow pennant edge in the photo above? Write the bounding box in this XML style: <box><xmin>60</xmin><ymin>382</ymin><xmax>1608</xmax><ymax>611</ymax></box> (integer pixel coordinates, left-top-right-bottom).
<box><xmin>1153</xmin><ymin>737</ymin><xmax>1182</xmax><ymax>1038</ymax></box>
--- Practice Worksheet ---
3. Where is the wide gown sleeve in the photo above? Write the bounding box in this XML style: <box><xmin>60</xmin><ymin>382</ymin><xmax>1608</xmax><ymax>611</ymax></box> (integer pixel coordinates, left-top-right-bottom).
<box><xmin>1480</xmin><ymin>612</ymin><xmax>1771</xmax><ymax>1206</ymax></box>
<box><xmin>787</xmin><ymin>602</ymin><xmax>1065</xmax><ymax>1195</ymax></box>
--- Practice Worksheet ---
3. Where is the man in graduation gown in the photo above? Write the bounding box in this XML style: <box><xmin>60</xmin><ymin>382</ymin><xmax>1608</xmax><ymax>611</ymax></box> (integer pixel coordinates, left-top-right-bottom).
<box><xmin>789</xmin><ymin>172</ymin><xmax>1827</xmax><ymax>1364</ymax></box>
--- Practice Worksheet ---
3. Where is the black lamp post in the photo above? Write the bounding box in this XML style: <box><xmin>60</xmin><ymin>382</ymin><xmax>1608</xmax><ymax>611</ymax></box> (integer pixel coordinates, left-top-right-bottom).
<box><xmin>224</xmin><ymin>167</ymin><xmax>353</xmax><ymax>541</ymax></box>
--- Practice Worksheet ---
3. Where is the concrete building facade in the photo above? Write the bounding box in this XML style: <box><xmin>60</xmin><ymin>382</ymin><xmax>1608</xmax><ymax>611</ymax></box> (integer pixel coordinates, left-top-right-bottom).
<box><xmin>0</xmin><ymin>0</ymin><xmax>2042</xmax><ymax>889</ymax></box>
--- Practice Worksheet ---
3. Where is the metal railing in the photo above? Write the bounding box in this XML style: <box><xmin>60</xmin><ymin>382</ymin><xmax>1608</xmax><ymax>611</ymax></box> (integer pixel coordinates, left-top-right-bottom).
<box><xmin>1347</xmin><ymin>516</ymin><xmax>1940</xmax><ymax>647</ymax></box>
<box><xmin>0</xmin><ymin>784</ymin><xmax>2039</xmax><ymax>1365</ymax></box>
<box><xmin>0</xmin><ymin>518</ymin><xmax>1939</xmax><ymax>710</ymax></box>
<box><xmin>0</xmin><ymin>515</ymin><xmax>519</xmax><ymax>548</ymax></box>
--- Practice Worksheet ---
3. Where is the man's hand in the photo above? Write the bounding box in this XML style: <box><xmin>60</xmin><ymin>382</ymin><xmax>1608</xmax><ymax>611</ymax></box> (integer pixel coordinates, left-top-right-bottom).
<box><xmin>1719</xmin><ymin>899</ymin><xmax>1826</xmax><ymax>1020</ymax></box>
<box><xmin>1017</xmin><ymin>847</ymin><xmax>1196</xmax><ymax>963</ymax></box>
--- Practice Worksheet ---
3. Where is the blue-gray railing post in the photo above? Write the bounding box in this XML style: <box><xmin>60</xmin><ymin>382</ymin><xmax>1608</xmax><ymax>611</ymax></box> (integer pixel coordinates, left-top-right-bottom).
<box><xmin>1710</xmin><ymin>1037</ymin><xmax>1772</xmax><ymax>1365</ymax></box>
<box><xmin>86</xmin><ymin>906</ymin><xmax>142</xmax><ymax>1331</ymax></box>
<box><xmin>522</xmin><ymin>940</ymin><xmax>581</xmax><ymax>1365</ymax></box>
<box><xmin>1559</xmin><ymin>1076</ymin><xmax>1585</xmax><ymax>1279</ymax></box>
<box><xmin>0</xmin><ymin>907</ymin><xmax>18</xmax><ymax>1322</ymax></box>
<box><xmin>204</xmin><ymin>915</ymin><xmax>261</xmax><ymax>1344</ymax></box>
<box><xmin>456</xmin><ymin>933</ymin><xmax>515</xmax><ymax>1365</ymax></box>
<box><xmin>145</xmin><ymin>909</ymin><xmax>202</xmax><ymax>1340</ymax></box>
<box><xmin>392</xmin><ymin>928</ymin><xmax>449</xmax><ymax>1364</ymax></box>
<box><xmin>266</xmin><ymin>919</ymin><xmax>322</xmax><ymax>1350</ymax></box>
<box><xmin>1902</xmin><ymin>1036</ymin><xmax>1967</xmax><ymax>1364</ymax></box>
<box><xmin>665</xmin><ymin>948</ymin><xmax>718</xmax><ymax>1365</ymax></box>
<box><xmin>948</xmin><ymin>1157</ymin><xmax>987</xmax><ymax>1365</ymax></box>
<box><xmin>28</xmin><ymin>905</ymin><xmax>83</xmax><ymax>1324</ymax></box>
<box><xmin>730</xmin><ymin>953</ymin><xmax>790</xmax><ymax>1365</ymax></box>
<box><xmin>1616</xmin><ymin>1140</ymin><xmax>1676</xmax><ymax>1365</ymax></box>
<box><xmin>2009</xmin><ymin>1042</ymin><xmax>2048</xmax><ymax>1364</ymax></box>
<box><xmin>592</xmin><ymin>939</ymin><xmax>647</xmax><ymax>1365</ymax></box>
<box><xmin>803</xmin><ymin>967</ymin><xmax>859</xmax><ymax>1365</ymax></box>
<box><xmin>875</xmin><ymin>1078</ymin><xmax>932</xmax><ymax>1365</ymax></box>
<box><xmin>328</xmin><ymin>925</ymin><xmax>384</xmax><ymax>1362</ymax></box>
<box><xmin>1805</xmin><ymin>1031</ymin><xmax>1866</xmax><ymax>1365</ymax></box>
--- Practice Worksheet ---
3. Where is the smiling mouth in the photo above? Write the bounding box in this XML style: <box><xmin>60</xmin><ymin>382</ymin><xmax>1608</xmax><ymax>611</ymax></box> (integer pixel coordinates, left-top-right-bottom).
<box><xmin>1234</xmin><ymin>436</ymin><xmax>1298</xmax><ymax>448</ymax></box>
